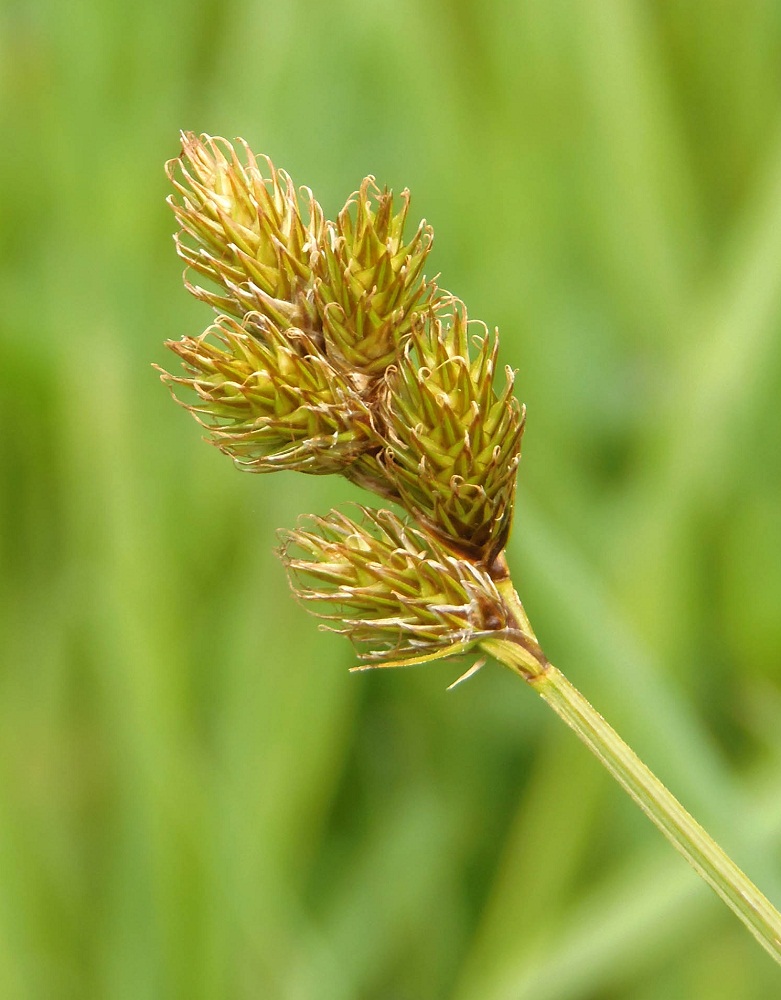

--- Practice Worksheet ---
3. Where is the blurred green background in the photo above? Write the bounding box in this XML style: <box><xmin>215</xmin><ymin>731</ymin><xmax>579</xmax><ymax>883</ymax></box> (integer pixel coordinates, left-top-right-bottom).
<box><xmin>2</xmin><ymin>1</ymin><xmax>781</xmax><ymax>997</ymax></box>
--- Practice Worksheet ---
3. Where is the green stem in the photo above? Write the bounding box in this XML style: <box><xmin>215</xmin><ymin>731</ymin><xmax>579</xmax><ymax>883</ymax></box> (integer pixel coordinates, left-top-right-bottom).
<box><xmin>481</xmin><ymin>631</ymin><xmax>781</xmax><ymax>965</ymax></box>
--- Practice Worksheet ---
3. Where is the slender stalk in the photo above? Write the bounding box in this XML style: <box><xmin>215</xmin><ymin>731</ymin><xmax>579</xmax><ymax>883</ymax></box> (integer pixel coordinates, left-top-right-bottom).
<box><xmin>481</xmin><ymin>632</ymin><xmax>781</xmax><ymax>965</ymax></box>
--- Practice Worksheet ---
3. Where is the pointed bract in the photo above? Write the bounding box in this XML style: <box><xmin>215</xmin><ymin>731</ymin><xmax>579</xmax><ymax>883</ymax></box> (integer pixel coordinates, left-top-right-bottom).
<box><xmin>279</xmin><ymin>507</ymin><xmax>510</xmax><ymax>665</ymax></box>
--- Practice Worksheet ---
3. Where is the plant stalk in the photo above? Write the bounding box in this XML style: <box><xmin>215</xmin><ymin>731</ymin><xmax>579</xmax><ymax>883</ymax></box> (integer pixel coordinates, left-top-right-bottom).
<box><xmin>481</xmin><ymin>626</ymin><xmax>781</xmax><ymax>965</ymax></box>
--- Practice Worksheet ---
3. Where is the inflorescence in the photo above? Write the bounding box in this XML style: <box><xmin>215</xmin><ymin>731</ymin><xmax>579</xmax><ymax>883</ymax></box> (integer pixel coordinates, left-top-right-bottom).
<box><xmin>158</xmin><ymin>132</ymin><xmax>529</xmax><ymax>670</ymax></box>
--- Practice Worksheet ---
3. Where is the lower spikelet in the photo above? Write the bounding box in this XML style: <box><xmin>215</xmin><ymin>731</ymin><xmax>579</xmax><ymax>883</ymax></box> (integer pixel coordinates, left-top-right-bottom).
<box><xmin>279</xmin><ymin>506</ymin><xmax>510</xmax><ymax>666</ymax></box>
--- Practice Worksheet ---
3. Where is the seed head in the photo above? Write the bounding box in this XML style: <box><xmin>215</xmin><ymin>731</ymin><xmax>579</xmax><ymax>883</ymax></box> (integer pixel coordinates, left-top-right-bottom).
<box><xmin>167</xmin><ymin>132</ymin><xmax>325</xmax><ymax>332</ymax></box>
<box><xmin>160</xmin><ymin>134</ymin><xmax>528</xmax><ymax>580</ymax></box>
<box><xmin>380</xmin><ymin>303</ymin><xmax>525</xmax><ymax>563</ymax></box>
<box><xmin>316</xmin><ymin>178</ymin><xmax>437</xmax><ymax>375</ymax></box>
<box><xmin>279</xmin><ymin>507</ymin><xmax>510</xmax><ymax>666</ymax></box>
<box><xmin>158</xmin><ymin>313</ymin><xmax>371</xmax><ymax>474</ymax></box>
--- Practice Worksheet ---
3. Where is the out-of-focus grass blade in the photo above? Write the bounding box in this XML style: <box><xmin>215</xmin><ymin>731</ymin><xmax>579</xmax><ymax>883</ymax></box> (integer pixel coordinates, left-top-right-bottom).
<box><xmin>453</xmin><ymin>730</ymin><xmax>607</xmax><ymax>1000</ymax></box>
<box><xmin>481</xmin><ymin>765</ymin><xmax>781</xmax><ymax>1000</ymax></box>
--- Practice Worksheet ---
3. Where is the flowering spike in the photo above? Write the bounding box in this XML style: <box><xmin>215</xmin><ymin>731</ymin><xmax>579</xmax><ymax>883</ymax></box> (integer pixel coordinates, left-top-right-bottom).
<box><xmin>167</xmin><ymin>132</ymin><xmax>325</xmax><ymax>332</ymax></box>
<box><xmin>157</xmin><ymin>314</ymin><xmax>372</xmax><ymax>474</ymax></box>
<box><xmin>279</xmin><ymin>507</ymin><xmax>510</xmax><ymax>666</ymax></box>
<box><xmin>380</xmin><ymin>303</ymin><xmax>525</xmax><ymax>563</ymax></box>
<box><xmin>316</xmin><ymin>178</ymin><xmax>438</xmax><ymax>375</ymax></box>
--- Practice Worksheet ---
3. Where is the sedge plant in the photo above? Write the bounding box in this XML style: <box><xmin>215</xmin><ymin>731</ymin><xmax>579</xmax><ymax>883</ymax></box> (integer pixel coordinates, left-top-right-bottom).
<box><xmin>157</xmin><ymin>132</ymin><xmax>781</xmax><ymax>964</ymax></box>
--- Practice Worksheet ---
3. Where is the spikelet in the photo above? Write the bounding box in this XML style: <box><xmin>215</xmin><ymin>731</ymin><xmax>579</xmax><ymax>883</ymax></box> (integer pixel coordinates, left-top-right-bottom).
<box><xmin>167</xmin><ymin>132</ymin><xmax>324</xmax><ymax>333</ymax></box>
<box><xmin>316</xmin><ymin>178</ymin><xmax>437</xmax><ymax>375</ymax></box>
<box><xmin>158</xmin><ymin>313</ymin><xmax>371</xmax><ymax>474</ymax></box>
<box><xmin>380</xmin><ymin>303</ymin><xmax>525</xmax><ymax>563</ymax></box>
<box><xmin>279</xmin><ymin>507</ymin><xmax>509</xmax><ymax>666</ymax></box>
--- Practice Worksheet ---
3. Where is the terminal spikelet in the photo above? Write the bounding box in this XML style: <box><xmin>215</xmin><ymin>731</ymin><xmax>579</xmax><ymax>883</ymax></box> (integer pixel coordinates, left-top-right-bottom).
<box><xmin>280</xmin><ymin>507</ymin><xmax>509</xmax><ymax>666</ymax></box>
<box><xmin>167</xmin><ymin>132</ymin><xmax>325</xmax><ymax>333</ymax></box>
<box><xmin>380</xmin><ymin>303</ymin><xmax>525</xmax><ymax>563</ymax></box>
<box><xmin>158</xmin><ymin>314</ymin><xmax>371</xmax><ymax>474</ymax></box>
<box><xmin>316</xmin><ymin>178</ymin><xmax>437</xmax><ymax>375</ymax></box>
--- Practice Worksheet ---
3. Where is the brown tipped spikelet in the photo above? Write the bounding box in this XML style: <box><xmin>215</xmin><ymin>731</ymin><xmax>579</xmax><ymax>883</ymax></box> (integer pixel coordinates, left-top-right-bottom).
<box><xmin>316</xmin><ymin>178</ymin><xmax>437</xmax><ymax>375</ymax></box>
<box><xmin>168</xmin><ymin>132</ymin><xmax>325</xmax><ymax>331</ymax></box>
<box><xmin>280</xmin><ymin>507</ymin><xmax>510</xmax><ymax>666</ymax></box>
<box><xmin>158</xmin><ymin>313</ymin><xmax>373</xmax><ymax>474</ymax></box>
<box><xmin>380</xmin><ymin>303</ymin><xmax>525</xmax><ymax>563</ymax></box>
